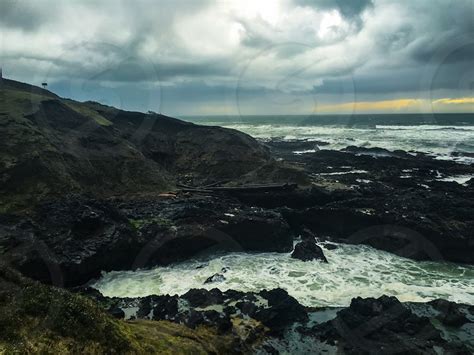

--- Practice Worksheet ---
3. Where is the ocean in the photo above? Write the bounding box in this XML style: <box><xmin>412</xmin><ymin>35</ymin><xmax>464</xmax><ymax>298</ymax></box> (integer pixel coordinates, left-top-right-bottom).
<box><xmin>182</xmin><ymin>113</ymin><xmax>474</xmax><ymax>164</ymax></box>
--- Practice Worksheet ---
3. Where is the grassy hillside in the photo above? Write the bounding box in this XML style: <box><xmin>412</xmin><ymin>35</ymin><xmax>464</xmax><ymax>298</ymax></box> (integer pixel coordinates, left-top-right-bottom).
<box><xmin>0</xmin><ymin>78</ymin><xmax>276</xmax><ymax>213</ymax></box>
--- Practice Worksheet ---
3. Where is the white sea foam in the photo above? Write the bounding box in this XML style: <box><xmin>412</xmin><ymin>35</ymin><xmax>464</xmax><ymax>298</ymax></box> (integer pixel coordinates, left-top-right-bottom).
<box><xmin>92</xmin><ymin>243</ymin><xmax>474</xmax><ymax>307</ymax></box>
<box><xmin>437</xmin><ymin>174</ymin><xmax>473</xmax><ymax>185</ymax></box>
<box><xmin>294</xmin><ymin>149</ymin><xmax>317</xmax><ymax>154</ymax></box>
<box><xmin>316</xmin><ymin>170</ymin><xmax>368</xmax><ymax>176</ymax></box>
<box><xmin>189</xmin><ymin>122</ymin><xmax>474</xmax><ymax>164</ymax></box>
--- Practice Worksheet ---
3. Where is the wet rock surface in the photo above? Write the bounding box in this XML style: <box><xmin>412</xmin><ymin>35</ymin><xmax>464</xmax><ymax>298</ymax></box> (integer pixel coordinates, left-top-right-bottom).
<box><xmin>204</xmin><ymin>272</ymin><xmax>226</xmax><ymax>284</ymax></box>
<box><xmin>291</xmin><ymin>240</ymin><xmax>328</xmax><ymax>262</ymax></box>
<box><xmin>428</xmin><ymin>299</ymin><xmax>471</xmax><ymax>327</ymax></box>
<box><xmin>303</xmin><ymin>295</ymin><xmax>473</xmax><ymax>354</ymax></box>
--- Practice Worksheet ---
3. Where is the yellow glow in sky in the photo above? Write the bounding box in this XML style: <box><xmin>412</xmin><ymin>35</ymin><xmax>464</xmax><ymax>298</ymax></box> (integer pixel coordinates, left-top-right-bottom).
<box><xmin>432</xmin><ymin>97</ymin><xmax>474</xmax><ymax>105</ymax></box>
<box><xmin>317</xmin><ymin>97</ymin><xmax>474</xmax><ymax>113</ymax></box>
<box><xmin>319</xmin><ymin>99</ymin><xmax>423</xmax><ymax>112</ymax></box>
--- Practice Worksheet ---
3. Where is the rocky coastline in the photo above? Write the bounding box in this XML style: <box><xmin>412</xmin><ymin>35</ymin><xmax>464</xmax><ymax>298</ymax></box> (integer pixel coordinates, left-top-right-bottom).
<box><xmin>1</xmin><ymin>79</ymin><xmax>473</xmax><ymax>353</ymax></box>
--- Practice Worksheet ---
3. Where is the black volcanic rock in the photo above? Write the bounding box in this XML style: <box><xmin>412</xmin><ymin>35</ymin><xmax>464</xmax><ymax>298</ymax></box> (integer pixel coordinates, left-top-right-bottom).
<box><xmin>291</xmin><ymin>240</ymin><xmax>328</xmax><ymax>262</ymax></box>
<box><xmin>183</xmin><ymin>288</ymin><xmax>224</xmax><ymax>308</ymax></box>
<box><xmin>428</xmin><ymin>299</ymin><xmax>470</xmax><ymax>327</ymax></box>
<box><xmin>255</xmin><ymin>288</ymin><xmax>308</xmax><ymax>333</ymax></box>
<box><xmin>100</xmin><ymin>287</ymin><xmax>308</xmax><ymax>336</ymax></box>
<box><xmin>204</xmin><ymin>273</ymin><xmax>226</xmax><ymax>284</ymax></box>
<box><xmin>309</xmin><ymin>295</ymin><xmax>471</xmax><ymax>354</ymax></box>
<box><xmin>266</xmin><ymin>139</ymin><xmax>474</xmax><ymax>265</ymax></box>
<box><xmin>91</xmin><ymin>289</ymin><xmax>473</xmax><ymax>353</ymax></box>
<box><xmin>0</xmin><ymin>195</ymin><xmax>295</xmax><ymax>286</ymax></box>
<box><xmin>108</xmin><ymin>306</ymin><xmax>125</xmax><ymax>319</ymax></box>
<box><xmin>2</xmin><ymin>198</ymin><xmax>140</xmax><ymax>286</ymax></box>
<box><xmin>287</xmin><ymin>207</ymin><xmax>382</xmax><ymax>240</ymax></box>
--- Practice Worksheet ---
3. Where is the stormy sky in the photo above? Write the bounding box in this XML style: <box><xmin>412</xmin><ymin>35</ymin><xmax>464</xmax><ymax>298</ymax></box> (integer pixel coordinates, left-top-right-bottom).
<box><xmin>1</xmin><ymin>0</ymin><xmax>473</xmax><ymax>115</ymax></box>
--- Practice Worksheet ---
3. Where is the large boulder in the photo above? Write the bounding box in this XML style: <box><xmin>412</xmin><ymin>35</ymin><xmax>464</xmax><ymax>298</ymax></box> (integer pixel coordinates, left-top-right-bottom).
<box><xmin>254</xmin><ymin>288</ymin><xmax>308</xmax><ymax>333</ymax></box>
<box><xmin>291</xmin><ymin>240</ymin><xmax>328</xmax><ymax>262</ymax></box>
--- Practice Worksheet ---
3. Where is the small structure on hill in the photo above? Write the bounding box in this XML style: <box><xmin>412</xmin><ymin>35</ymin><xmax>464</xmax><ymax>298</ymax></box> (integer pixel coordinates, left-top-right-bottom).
<box><xmin>42</xmin><ymin>82</ymin><xmax>48</xmax><ymax>89</ymax></box>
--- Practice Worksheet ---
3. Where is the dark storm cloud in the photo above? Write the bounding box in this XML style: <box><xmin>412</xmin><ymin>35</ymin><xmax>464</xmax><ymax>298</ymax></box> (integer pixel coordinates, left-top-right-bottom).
<box><xmin>0</xmin><ymin>0</ymin><xmax>48</xmax><ymax>31</ymax></box>
<box><xmin>410</xmin><ymin>35</ymin><xmax>474</xmax><ymax>65</ymax></box>
<box><xmin>313</xmin><ymin>60</ymin><xmax>474</xmax><ymax>96</ymax></box>
<box><xmin>0</xmin><ymin>0</ymin><xmax>472</xmax><ymax>114</ymax></box>
<box><xmin>383</xmin><ymin>1</ymin><xmax>471</xmax><ymax>63</ymax></box>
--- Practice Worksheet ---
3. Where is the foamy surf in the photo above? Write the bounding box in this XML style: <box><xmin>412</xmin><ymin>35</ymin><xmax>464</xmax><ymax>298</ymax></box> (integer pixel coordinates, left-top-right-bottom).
<box><xmin>92</xmin><ymin>243</ymin><xmax>474</xmax><ymax>307</ymax></box>
<box><xmin>182</xmin><ymin>118</ymin><xmax>474</xmax><ymax>164</ymax></box>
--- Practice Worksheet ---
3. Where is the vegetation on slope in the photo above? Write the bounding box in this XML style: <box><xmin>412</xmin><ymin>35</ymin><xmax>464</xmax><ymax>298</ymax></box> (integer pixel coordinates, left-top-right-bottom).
<box><xmin>0</xmin><ymin>78</ymin><xmax>294</xmax><ymax>214</ymax></box>
<box><xmin>0</xmin><ymin>265</ymin><xmax>236</xmax><ymax>354</ymax></box>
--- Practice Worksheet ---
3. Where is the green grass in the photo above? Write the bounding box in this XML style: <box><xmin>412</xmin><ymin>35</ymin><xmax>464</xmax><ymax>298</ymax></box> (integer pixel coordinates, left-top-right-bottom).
<box><xmin>65</xmin><ymin>101</ymin><xmax>113</xmax><ymax>126</ymax></box>
<box><xmin>0</xmin><ymin>265</ymin><xmax>236</xmax><ymax>354</ymax></box>
<box><xmin>1</xmin><ymin>87</ymin><xmax>111</xmax><ymax>127</ymax></box>
<box><xmin>0</xmin><ymin>88</ymin><xmax>50</xmax><ymax>120</ymax></box>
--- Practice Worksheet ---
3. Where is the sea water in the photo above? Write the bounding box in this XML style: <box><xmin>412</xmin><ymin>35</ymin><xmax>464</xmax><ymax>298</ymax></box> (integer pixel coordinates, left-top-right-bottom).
<box><xmin>181</xmin><ymin>114</ymin><xmax>474</xmax><ymax>164</ymax></box>
<box><xmin>92</xmin><ymin>243</ymin><xmax>474</xmax><ymax>307</ymax></box>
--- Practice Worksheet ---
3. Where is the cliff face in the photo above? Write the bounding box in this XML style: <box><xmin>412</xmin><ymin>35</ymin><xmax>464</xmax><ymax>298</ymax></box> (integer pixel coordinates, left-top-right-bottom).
<box><xmin>0</xmin><ymin>79</ymin><xmax>272</xmax><ymax>212</ymax></box>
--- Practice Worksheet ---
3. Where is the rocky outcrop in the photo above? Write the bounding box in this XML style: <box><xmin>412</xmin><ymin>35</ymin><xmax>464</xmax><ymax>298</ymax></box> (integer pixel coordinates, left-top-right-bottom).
<box><xmin>204</xmin><ymin>272</ymin><xmax>227</xmax><ymax>284</ymax></box>
<box><xmin>291</xmin><ymin>240</ymin><xmax>328</xmax><ymax>262</ymax></box>
<box><xmin>91</xmin><ymin>287</ymin><xmax>308</xmax><ymax>336</ymax></box>
<box><xmin>428</xmin><ymin>299</ymin><xmax>470</xmax><ymax>327</ymax></box>
<box><xmin>265</xmin><ymin>140</ymin><xmax>474</xmax><ymax>264</ymax></box>
<box><xmin>1</xmin><ymin>195</ymin><xmax>294</xmax><ymax>286</ymax></box>
<box><xmin>116</xmin><ymin>194</ymin><xmax>294</xmax><ymax>267</ymax></box>
<box><xmin>1</xmin><ymin>199</ymin><xmax>142</xmax><ymax>286</ymax></box>
<box><xmin>306</xmin><ymin>296</ymin><xmax>473</xmax><ymax>354</ymax></box>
